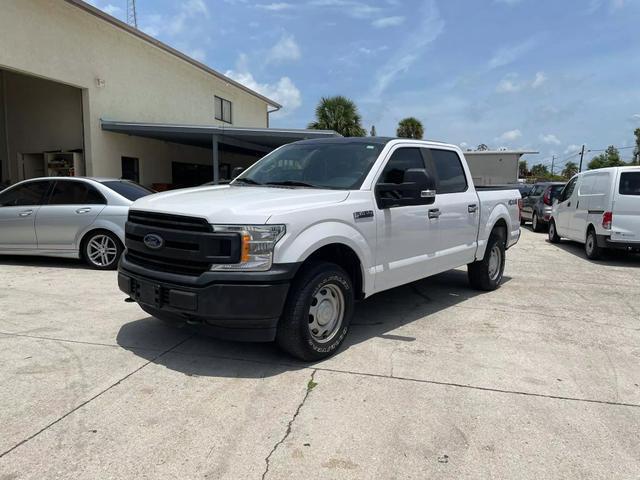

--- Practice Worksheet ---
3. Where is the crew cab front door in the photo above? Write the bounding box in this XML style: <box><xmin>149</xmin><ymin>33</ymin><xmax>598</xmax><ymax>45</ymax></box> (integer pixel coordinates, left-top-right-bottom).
<box><xmin>374</xmin><ymin>146</ymin><xmax>440</xmax><ymax>292</ymax></box>
<box><xmin>0</xmin><ymin>180</ymin><xmax>52</xmax><ymax>250</ymax></box>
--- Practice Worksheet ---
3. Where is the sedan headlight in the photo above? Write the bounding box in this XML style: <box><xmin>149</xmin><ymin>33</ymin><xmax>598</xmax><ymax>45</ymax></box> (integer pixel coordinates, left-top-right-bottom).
<box><xmin>210</xmin><ymin>225</ymin><xmax>286</xmax><ymax>272</ymax></box>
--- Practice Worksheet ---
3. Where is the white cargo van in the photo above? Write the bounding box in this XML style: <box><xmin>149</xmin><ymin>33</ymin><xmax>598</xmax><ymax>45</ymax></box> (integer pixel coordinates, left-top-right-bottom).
<box><xmin>548</xmin><ymin>166</ymin><xmax>640</xmax><ymax>259</ymax></box>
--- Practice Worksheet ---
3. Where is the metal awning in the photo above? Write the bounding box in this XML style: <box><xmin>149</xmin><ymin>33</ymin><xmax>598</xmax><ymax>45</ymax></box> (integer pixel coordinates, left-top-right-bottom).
<box><xmin>101</xmin><ymin>119</ymin><xmax>340</xmax><ymax>153</ymax></box>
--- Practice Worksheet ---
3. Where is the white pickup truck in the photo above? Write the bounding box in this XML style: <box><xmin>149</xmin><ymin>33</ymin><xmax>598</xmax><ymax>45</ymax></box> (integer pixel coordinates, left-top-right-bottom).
<box><xmin>118</xmin><ymin>138</ymin><xmax>520</xmax><ymax>360</ymax></box>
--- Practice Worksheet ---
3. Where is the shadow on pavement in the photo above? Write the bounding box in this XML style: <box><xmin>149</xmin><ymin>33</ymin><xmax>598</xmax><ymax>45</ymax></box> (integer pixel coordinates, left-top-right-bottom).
<box><xmin>0</xmin><ymin>255</ymin><xmax>85</xmax><ymax>269</ymax></box>
<box><xmin>548</xmin><ymin>239</ymin><xmax>640</xmax><ymax>268</ymax></box>
<box><xmin>116</xmin><ymin>269</ymin><xmax>510</xmax><ymax>378</ymax></box>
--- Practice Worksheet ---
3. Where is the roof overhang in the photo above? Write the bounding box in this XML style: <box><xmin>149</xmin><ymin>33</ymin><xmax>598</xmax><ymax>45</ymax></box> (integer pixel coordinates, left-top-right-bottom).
<box><xmin>101</xmin><ymin>120</ymin><xmax>340</xmax><ymax>152</ymax></box>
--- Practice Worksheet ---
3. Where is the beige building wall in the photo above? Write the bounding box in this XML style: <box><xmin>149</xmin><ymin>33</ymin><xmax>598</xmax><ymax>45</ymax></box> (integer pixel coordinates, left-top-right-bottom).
<box><xmin>0</xmin><ymin>0</ymin><xmax>271</xmax><ymax>184</ymax></box>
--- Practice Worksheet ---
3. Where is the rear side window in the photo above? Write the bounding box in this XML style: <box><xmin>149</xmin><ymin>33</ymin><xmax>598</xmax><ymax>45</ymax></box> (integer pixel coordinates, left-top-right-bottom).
<box><xmin>102</xmin><ymin>181</ymin><xmax>153</xmax><ymax>201</ymax></box>
<box><xmin>427</xmin><ymin>149</ymin><xmax>467</xmax><ymax>194</ymax></box>
<box><xmin>48</xmin><ymin>181</ymin><xmax>106</xmax><ymax>205</ymax></box>
<box><xmin>549</xmin><ymin>185</ymin><xmax>564</xmax><ymax>200</ymax></box>
<box><xmin>0</xmin><ymin>181</ymin><xmax>51</xmax><ymax>207</ymax></box>
<box><xmin>378</xmin><ymin>148</ymin><xmax>425</xmax><ymax>184</ymax></box>
<box><xmin>619</xmin><ymin>172</ymin><xmax>640</xmax><ymax>195</ymax></box>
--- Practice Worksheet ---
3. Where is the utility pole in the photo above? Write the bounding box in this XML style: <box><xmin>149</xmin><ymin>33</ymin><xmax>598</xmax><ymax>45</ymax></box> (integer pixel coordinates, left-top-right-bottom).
<box><xmin>127</xmin><ymin>0</ymin><xmax>138</xmax><ymax>28</ymax></box>
<box><xmin>551</xmin><ymin>155</ymin><xmax>555</xmax><ymax>176</ymax></box>
<box><xmin>578</xmin><ymin>144</ymin><xmax>585</xmax><ymax>172</ymax></box>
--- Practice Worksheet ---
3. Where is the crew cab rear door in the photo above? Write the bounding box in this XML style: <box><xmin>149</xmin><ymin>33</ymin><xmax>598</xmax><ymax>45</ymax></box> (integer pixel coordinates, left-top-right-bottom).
<box><xmin>423</xmin><ymin>148</ymin><xmax>479</xmax><ymax>268</ymax></box>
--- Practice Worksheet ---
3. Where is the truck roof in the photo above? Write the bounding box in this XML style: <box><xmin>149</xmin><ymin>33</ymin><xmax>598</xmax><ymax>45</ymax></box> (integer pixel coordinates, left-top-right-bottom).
<box><xmin>292</xmin><ymin>136</ymin><xmax>455</xmax><ymax>148</ymax></box>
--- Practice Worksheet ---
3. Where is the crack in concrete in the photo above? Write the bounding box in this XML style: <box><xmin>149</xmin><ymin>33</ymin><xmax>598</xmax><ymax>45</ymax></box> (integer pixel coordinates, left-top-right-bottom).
<box><xmin>261</xmin><ymin>369</ymin><xmax>317</xmax><ymax>480</ymax></box>
<box><xmin>0</xmin><ymin>334</ymin><xmax>194</xmax><ymax>459</ymax></box>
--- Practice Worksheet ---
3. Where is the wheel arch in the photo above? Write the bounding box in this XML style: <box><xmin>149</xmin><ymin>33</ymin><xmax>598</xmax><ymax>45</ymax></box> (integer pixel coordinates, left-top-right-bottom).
<box><xmin>78</xmin><ymin>227</ymin><xmax>123</xmax><ymax>260</ymax></box>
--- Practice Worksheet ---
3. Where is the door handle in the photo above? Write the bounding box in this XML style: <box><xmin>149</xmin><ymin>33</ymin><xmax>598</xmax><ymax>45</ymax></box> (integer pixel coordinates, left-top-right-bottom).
<box><xmin>428</xmin><ymin>208</ymin><xmax>441</xmax><ymax>219</ymax></box>
<box><xmin>76</xmin><ymin>207</ymin><xmax>92</xmax><ymax>214</ymax></box>
<box><xmin>18</xmin><ymin>210</ymin><xmax>33</xmax><ymax>217</ymax></box>
<box><xmin>468</xmin><ymin>204</ymin><xmax>478</xmax><ymax>213</ymax></box>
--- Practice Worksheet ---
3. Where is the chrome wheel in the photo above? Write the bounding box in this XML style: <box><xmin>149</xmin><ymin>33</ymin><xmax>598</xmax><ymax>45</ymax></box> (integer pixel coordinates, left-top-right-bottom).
<box><xmin>487</xmin><ymin>244</ymin><xmax>503</xmax><ymax>281</ymax></box>
<box><xmin>308</xmin><ymin>283</ymin><xmax>345</xmax><ymax>344</ymax></box>
<box><xmin>87</xmin><ymin>234</ymin><xmax>118</xmax><ymax>267</ymax></box>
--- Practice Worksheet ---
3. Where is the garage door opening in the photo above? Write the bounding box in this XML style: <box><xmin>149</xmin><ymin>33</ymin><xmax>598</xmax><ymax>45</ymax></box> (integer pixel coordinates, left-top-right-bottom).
<box><xmin>0</xmin><ymin>69</ymin><xmax>84</xmax><ymax>186</ymax></box>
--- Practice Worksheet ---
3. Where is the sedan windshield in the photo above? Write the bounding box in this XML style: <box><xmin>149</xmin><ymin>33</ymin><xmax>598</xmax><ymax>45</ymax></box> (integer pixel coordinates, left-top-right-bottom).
<box><xmin>102</xmin><ymin>180</ymin><xmax>154</xmax><ymax>201</ymax></box>
<box><xmin>234</xmin><ymin>142</ymin><xmax>383</xmax><ymax>190</ymax></box>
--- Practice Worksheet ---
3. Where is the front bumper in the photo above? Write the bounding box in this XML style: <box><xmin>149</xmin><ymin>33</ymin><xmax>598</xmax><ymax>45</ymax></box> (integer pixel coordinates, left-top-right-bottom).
<box><xmin>118</xmin><ymin>255</ymin><xmax>300</xmax><ymax>341</ymax></box>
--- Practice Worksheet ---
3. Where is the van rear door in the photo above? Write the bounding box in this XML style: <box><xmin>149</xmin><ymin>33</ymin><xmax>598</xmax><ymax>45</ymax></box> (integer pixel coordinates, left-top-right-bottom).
<box><xmin>611</xmin><ymin>169</ymin><xmax>640</xmax><ymax>245</ymax></box>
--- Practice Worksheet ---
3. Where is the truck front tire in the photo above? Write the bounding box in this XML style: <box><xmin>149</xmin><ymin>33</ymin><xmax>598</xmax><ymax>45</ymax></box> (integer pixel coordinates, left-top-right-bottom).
<box><xmin>276</xmin><ymin>261</ymin><xmax>354</xmax><ymax>361</ymax></box>
<box><xmin>468</xmin><ymin>232</ymin><xmax>506</xmax><ymax>291</ymax></box>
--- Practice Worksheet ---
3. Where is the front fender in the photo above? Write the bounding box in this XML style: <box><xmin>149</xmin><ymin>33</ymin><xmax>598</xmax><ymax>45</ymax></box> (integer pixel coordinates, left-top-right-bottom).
<box><xmin>275</xmin><ymin>221</ymin><xmax>374</xmax><ymax>296</ymax></box>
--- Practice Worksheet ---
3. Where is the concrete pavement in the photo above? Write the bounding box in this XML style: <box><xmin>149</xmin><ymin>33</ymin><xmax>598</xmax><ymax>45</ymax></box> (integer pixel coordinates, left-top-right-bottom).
<box><xmin>0</xmin><ymin>228</ymin><xmax>639</xmax><ymax>479</ymax></box>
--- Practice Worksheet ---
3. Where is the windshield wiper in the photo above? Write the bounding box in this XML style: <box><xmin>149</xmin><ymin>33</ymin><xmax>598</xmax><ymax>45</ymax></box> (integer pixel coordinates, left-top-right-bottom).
<box><xmin>265</xmin><ymin>181</ymin><xmax>318</xmax><ymax>188</ymax></box>
<box><xmin>233</xmin><ymin>178</ymin><xmax>263</xmax><ymax>186</ymax></box>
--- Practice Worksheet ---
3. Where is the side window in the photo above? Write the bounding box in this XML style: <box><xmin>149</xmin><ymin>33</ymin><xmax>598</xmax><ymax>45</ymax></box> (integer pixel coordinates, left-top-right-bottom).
<box><xmin>48</xmin><ymin>181</ymin><xmax>106</xmax><ymax>205</ymax></box>
<box><xmin>377</xmin><ymin>148</ymin><xmax>425</xmax><ymax>185</ymax></box>
<box><xmin>427</xmin><ymin>149</ymin><xmax>468</xmax><ymax>194</ymax></box>
<box><xmin>561</xmin><ymin>177</ymin><xmax>577</xmax><ymax>202</ymax></box>
<box><xmin>619</xmin><ymin>172</ymin><xmax>640</xmax><ymax>195</ymax></box>
<box><xmin>0</xmin><ymin>181</ymin><xmax>51</xmax><ymax>207</ymax></box>
<box><xmin>214</xmin><ymin>96</ymin><xmax>232</xmax><ymax>124</ymax></box>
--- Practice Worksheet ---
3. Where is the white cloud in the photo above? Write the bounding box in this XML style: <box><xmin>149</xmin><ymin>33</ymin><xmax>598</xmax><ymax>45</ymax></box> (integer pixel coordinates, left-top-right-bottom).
<box><xmin>494</xmin><ymin>0</ymin><xmax>523</xmax><ymax>4</ymax></box>
<box><xmin>588</xmin><ymin>0</ymin><xmax>627</xmax><ymax>13</ymax></box>
<box><xmin>103</xmin><ymin>4</ymin><xmax>122</xmax><ymax>16</ymax></box>
<box><xmin>564</xmin><ymin>144</ymin><xmax>581</xmax><ymax>155</ymax></box>
<box><xmin>496</xmin><ymin>129</ymin><xmax>522</xmax><ymax>142</ymax></box>
<box><xmin>257</xmin><ymin>2</ymin><xmax>294</xmax><ymax>11</ymax></box>
<box><xmin>532</xmin><ymin>71</ymin><xmax>547</xmax><ymax>88</ymax></box>
<box><xmin>632</xmin><ymin>113</ymin><xmax>640</xmax><ymax>121</ymax></box>
<box><xmin>488</xmin><ymin>37</ymin><xmax>539</xmax><ymax>69</ymax></box>
<box><xmin>372</xmin><ymin>16</ymin><xmax>405</xmax><ymax>28</ymax></box>
<box><xmin>187</xmin><ymin>48</ymin><xmax>207</xmax><ymax>62</ymax></box>
<box><xmin>141</xmin><ymin>0</ymin><xmax>208</xmax><ymax>37</ymax></box>
<box><xmin>308</xmin><ymin>0</ymin><xmax>381</xmax><ymax>19</ymax></box>
<box><xmin>370</xmin><ymin>0</ymin><xmax>444</xmax><ymax>97</ymax></box>
<box><xmin>540</xmin><ymin>133</ymin><xmax>561</xmax><ymax>145</ymax></box>
<box><xmin>496</xmin><ymin>74</ymin><xmax>523</xmax><ymax>93</ymax></box>
<box><xmin>226</xmin><ymin>55</ymin><xmax>301</xmax><ymax>116</ymax></box>
<box><xmin>266</xmin><ymin>34</ymin><xmax>301</xmax><ymax>64</ymax></box>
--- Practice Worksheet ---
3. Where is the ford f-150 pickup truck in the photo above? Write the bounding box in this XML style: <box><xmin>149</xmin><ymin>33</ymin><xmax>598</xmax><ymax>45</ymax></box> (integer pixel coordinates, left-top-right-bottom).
<box><xmin>118</xmin><ymin>137</ymin><xmax>520</xmax><ymax>360</ymax></box>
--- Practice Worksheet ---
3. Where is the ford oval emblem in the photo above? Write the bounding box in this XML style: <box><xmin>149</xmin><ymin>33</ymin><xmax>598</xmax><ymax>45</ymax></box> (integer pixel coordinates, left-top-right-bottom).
<box><xmin>143</xmin><ymin>233</ymin><xmax>164</xmax><ymax>250</ymax></box>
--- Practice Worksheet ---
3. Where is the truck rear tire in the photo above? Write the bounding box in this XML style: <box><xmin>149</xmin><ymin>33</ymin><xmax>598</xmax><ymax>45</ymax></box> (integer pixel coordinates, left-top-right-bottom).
<box><xmin>468</xmin><ymin>232</ymin><xmax>506</xmax><ymax>291</ymax></box>
<box><xmin>276</xmin><ymin>261</ymin><xmax>354</xmax><ymax>361</ymax></box>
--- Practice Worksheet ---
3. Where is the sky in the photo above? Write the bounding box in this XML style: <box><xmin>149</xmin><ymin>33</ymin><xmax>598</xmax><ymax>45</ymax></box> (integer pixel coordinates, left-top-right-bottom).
<box><xmin>88</xmin><ymin>0</ymin><xmax>640</xmax><ymax>170</ymax></box>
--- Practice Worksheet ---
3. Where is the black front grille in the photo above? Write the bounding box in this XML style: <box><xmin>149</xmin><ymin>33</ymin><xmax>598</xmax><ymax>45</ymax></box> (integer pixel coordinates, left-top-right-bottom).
<box><xmin>126</xmin><ymin>250</ymin><xmax>210</xmax><ymax>276</ymax></box>
<box><xmin>128</xmin><ymin>210</ymin><xmax>212</xmax><ymax>232</ymax></box>
<box><xmin>125</xmin><ymin>211</ymin><xmax>240</xmax><ymax>277</ymax></box>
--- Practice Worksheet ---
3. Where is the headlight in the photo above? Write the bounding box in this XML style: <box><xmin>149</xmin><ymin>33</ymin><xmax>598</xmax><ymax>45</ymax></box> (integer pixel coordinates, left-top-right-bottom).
<box><xmin>209</xmin><ymin>224</ymin><xmax>286</xmax><ymax>272</ymax></box>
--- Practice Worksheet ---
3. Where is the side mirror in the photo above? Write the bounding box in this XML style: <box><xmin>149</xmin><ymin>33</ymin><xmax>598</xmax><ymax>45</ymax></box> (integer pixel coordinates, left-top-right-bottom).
<box><xmin>375</xmin><ymin>168</ymin><xmax>436</xmax><ymax>209</ymax></box>
<box><xmin>231</xmin><ymin>167</ymin><xmax>245</xmax><ymax>178</ymax></box>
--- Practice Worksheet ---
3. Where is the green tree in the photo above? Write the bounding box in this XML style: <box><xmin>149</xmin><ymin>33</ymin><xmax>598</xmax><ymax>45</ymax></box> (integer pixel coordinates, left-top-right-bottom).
<box><xmin>308</xmin><ymin>96</ymin><xmax>366</xmax><ymax>137</ymax></box>
<box><xmin>530</xmin><ymin>163</ymin><xmax>549</xmax><ymax>178</ymax></box>
<box><xmin>370</xmin><ymin>125</ymin><xmax>377</xmax><ymax>137</ymax></box>
<box><xmin>633</xmin><ymin>128</ymin><xmax>640</xmax><ymax>165</ymax></box>
<box><xmin>562</xmin><ymin>161</ymin><xmax>579</xmax><ymax>179</ymax></box>
<box><xmin>588</xmin><ymin>145</ymin><xmax>625</xmax><ymax>170</ymax></box>
<box><xmin>396</xmin><ymin>117</ymin><xmax>424</xmax><ymax>139</ymax></box>
<box><xmin>476</xmin><ymin>143</ymin><xmax>489</xmax><ymax>151</ymax></box>
<box><xmin>518</xmin><ymin>160</ymin><xmax>528</xmax><ymax>177</ymax></box>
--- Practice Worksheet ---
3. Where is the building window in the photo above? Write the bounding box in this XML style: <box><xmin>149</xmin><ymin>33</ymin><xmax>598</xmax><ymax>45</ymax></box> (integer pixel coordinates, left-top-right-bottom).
<box><xmin>121</xmin><ymin>156</ymin><xmax>139</xmax><ymax>182</ymax></box>
<box><xmin>215</xmin><ymin>96</ymin><xmax>232</xmax><ymax>124</ymax></box>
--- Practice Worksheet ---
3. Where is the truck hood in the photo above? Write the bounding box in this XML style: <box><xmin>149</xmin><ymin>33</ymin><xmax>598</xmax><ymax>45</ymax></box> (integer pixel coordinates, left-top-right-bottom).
<box><xmin>131</xmin><ymin>185</ymin><xmax>351</xmax><ymax>224</ymax></box>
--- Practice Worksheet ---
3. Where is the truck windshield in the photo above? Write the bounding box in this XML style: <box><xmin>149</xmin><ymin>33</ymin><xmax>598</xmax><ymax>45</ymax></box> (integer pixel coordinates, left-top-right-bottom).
<box><xmin>234</xmin><ymin>142</ymin><xmax>383</xmax><ymax>190</ymax></box>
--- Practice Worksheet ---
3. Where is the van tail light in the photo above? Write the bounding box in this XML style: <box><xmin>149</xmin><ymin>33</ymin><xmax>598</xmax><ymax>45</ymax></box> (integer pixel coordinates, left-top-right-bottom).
<box><xmin>543</xmin><ymin>189</ymin><xmax>552</xmax><ymax>206</ymax></box>
<box><xmin>602</xmin><ymin>211</ymin><xmax>612</xmax><ymax>230</ymax></box>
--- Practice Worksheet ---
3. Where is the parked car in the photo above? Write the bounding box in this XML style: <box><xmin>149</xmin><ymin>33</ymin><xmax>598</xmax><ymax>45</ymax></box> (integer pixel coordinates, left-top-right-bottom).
<box><xmin>549</xmin><ymin>166</ymin><xmax>640</xmax><ymax>259</ymax></box>
<box><xmin>118</xmin><ymin>137</ymin><xmax>521</xmax><ymax>361</ymax></box>
<box><xmin>520</xmin><ymin>182</ymin><xmax>565</xmax><ymax>232</ymax></box>
<box><xmin>0</xmin><ymin>177</ymin><xmax>153</xmax><ymax>269</ymax></box>
<box><xmin>517</xmin><ymin>183</ymin><xmax>533</xmax><ymax>198</ymax></box>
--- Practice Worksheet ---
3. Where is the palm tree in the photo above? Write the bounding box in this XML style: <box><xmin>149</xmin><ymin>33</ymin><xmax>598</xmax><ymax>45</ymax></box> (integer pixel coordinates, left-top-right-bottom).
<box><xmin>476</xmin><ymin>144</ymin><xmax>489</xmax><ymax>151</ymax></box>
<box><xmin>308</xmin><ymin>96</ymin><xmax>366</xmax><ymax>137</ymax></box>
<box><xmin>562</xmin><ymin>161</ymin><xmax>579</xmax><ymax>179</ymax></box>
<box><xmin>396</xmin><ymin>117</ymin><xmax>424</xmax><ymax>139</ymax></box>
